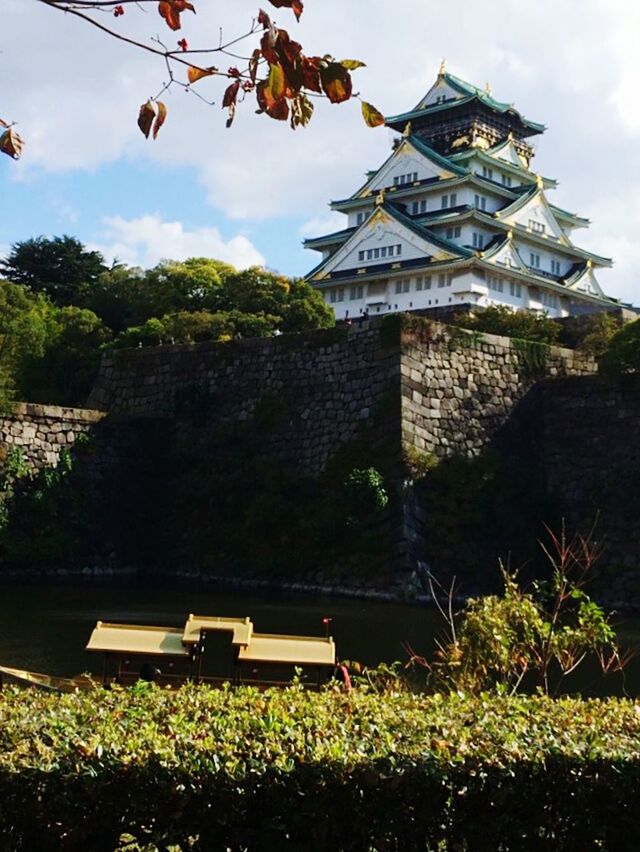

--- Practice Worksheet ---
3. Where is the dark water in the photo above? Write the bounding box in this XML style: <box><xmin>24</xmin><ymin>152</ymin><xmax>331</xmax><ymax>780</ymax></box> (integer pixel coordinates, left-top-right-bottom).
<box><xmin>1</xmin><ymin>580</ymin><xmax>639</xmax><ymax>696</ymax></box>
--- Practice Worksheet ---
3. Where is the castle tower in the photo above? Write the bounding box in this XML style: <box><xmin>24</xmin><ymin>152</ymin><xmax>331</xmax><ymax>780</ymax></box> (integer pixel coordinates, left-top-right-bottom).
<box><xmin>304</xmin><ymin>66</ymin><xmax>616</xmax><ymax>320</ymax></box>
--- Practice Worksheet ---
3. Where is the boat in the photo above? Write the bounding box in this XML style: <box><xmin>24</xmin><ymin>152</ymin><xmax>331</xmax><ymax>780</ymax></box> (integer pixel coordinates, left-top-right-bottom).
<box><xmin>1</xmin><ymin>613</ymin><xmax>338</xmax><ymax>693</ymax></box>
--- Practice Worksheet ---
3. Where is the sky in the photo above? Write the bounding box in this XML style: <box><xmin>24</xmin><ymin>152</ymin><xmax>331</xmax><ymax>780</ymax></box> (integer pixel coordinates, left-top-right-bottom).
<box><xmin>2</xmin><ymin>0</ymin><xmax>640</xmax><ymax>305</ymax></box>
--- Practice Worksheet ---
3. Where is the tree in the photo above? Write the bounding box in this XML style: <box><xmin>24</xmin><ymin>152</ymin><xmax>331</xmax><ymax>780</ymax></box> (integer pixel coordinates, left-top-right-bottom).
<box><xmin>19</xmin><ymin>306</ymin><xmax>112</xmax><ymax>406</ymax></box>
<box><xmin>599</xmin><ymin>318</ymin><xmax>640</xmax><ymax>375</ymax></box>
<box><xmin>0</xmin><ymin>236</ymin><xmax>108</xmax><ymax>307</ymax></box>
<box><xmin>1</xmin><ymin>1</ymin><xmax>384</xmax><ymax>158</ymax></box>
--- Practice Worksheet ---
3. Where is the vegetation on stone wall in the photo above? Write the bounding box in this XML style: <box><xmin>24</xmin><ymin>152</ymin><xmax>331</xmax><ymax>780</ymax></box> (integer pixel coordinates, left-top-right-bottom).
<box><xmin>411</xmin><ymin>446</ymin><xmax>558</xmax><ymax>589</ymax></box>
<box><xmin>0</xmin><ymin>442</ymin><xmax>99</xmax><ymax>568</ymax></box>
<box><xmin>449</xmin><ymin>305</ymin><xmax>623</xmax><ymax>357</ymax></box>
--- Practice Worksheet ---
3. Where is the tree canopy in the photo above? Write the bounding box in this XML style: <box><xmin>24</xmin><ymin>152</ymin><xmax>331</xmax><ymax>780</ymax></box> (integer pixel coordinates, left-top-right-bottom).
<box><xmin>0</xmin><ymin>236</ymin><xmax>334</xmax><ymax>408</ymax></box>
<box><xmin>1</xmin><ymin>1</ymin><xmax>383</xmax><ymax>159</ymax></box>
<box><xmin>0</xmin><ymin>236</ymin><xmax>108</xmax><ymax>306</ymax></box>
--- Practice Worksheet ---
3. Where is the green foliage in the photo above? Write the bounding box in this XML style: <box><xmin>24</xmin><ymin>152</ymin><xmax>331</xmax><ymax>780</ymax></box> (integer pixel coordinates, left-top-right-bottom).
<box><xmin>342</xmin><ymin>467</ymin><xmax>389</xmax><ymax>525</ymax></box>
<box><xmin>451</xmin><ymin>305</ymin><xmax>560</xmax><ymax>344</ymax></box>
<box><xmin>557</xmin><ymin>312</ymin><xmax>622</xmax><ymax>356</ymax></box>
<box><xmin>512</xmin><ymin>337</ymin><xmax>551</xmax><ymax>381</ymax></box>
<box><xmin>599</xmin><ymin>318</ymin><xmax>640</xmax><ymax>375</ymax></box>
<box><xmin>0</xmin><ymin>244</ymin><xmax>335</xmax><ymax>407</ymax></box>
<box><xmin>379</xmin><ymin>313</ymin><xmax>435</xmax><ymax>349</ymax></box>
<box><xmin>1</xmin><ymin>686</ymin><xmax>640</xmax><ymax>850</ymax></box>
<box><xmin>0</xmin><ymin>235</ymin><xmax>107</xmax><ymax>306</ymax></box>
<box><xmin>0</xmin><ymin>441</ymin><xmax>97</xmax><ymax>568</ymax></box>
<box><xmin>427</xmin><ymin>528</ymin><xmax>625</xmax><ymax>696</ymax></box>
<box><xmin>402</xmin><ymin>445</ymin><xmax>439</xmax><ymax>479</ymax></box>
<box><xmin>415</xmin><ymin>450</ymin><xmax>556</xmax><ymax>583</ymax></box>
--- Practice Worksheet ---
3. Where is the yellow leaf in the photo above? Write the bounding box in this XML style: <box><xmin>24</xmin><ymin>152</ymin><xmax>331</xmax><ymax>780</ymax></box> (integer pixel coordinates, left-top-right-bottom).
<box><xmin>0</xmin><ymin>127</ymin><xmax>24</xmax><ymax>159</ymax></box>
<box><xmin>188</xmin><ymin>66</ymin><xmax>217</xmax><ymax>84</ymax></box>
<box><xmin>361</xmin><ymin>101</ymin><xmax>385</xmax><ymax>128</ymax></box>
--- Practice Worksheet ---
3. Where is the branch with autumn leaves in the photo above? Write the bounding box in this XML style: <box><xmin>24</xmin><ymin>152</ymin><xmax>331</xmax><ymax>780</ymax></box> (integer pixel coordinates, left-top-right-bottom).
<box><xmin>1</xmin><ymin>0</ymin><xmax>385</xmax><ymax>161</ymax></box>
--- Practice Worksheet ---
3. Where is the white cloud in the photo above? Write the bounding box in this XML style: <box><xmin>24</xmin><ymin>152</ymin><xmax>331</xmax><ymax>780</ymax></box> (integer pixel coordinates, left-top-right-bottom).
<box><xmin>298</xmin><ymin>212</ymin><xmax>345</xmax><ymax>238</ymax></box>
<box><xmin>92</xmin><ymin>215</ymin><xmax>265</xmax><ymax>270</ymax></box>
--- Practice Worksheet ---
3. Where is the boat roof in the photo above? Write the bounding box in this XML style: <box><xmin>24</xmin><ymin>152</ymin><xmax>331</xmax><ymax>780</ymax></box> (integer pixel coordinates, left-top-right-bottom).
<box><xmin>182</xmin><ymin>615</ymin><xmax>253</xmax><ymax>646</ymax></box>
<box><xmin>86</xmin><ymin>621</ymin><xmax>190</xmax><ymax>657</ymax></box>
<box><xmin>237</xmin><ymin>633</ymin><xmax>336</xmax><ymax>667</ymax></box>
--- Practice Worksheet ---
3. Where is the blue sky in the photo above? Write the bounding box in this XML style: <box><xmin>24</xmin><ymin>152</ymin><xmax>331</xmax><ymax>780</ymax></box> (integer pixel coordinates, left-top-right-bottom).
<box><xmin>3</xmin><ymin>0</ymin><xmax>640</xmax><ymax>305</ymax></box>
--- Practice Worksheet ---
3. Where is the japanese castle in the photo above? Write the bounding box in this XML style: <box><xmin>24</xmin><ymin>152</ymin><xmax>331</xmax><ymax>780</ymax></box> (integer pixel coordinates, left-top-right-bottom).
<box><xmin>304</xmin><ymin>65</ymin><xmax>616</xmax><ymax>320</ymax></box>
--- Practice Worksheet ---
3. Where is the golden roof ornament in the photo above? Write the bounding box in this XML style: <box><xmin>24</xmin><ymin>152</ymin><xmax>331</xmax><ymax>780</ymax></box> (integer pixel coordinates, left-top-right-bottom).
<box><xmin>375</xmin><ymin>188</ymin><xmax>386</xmax><ymax>206</ymax></box>
<box><xmin>438</xmin><ymin>59</ymin><xmax>447</xmax><ymax>77</ymax></box>
<box><xmin>484</xmin><ymin>82</ymin><xmax>492</xmax><ymax>96</ymax></box>
<box><xmin>402</xmin><ymin>121</ymin><xmax>412</xmax><ymax>138</ymax></box>
<box><xmin>507</xmin><ymin>229</ymin><xmax>514</xmax><ymax>241</ymax></box>
<box><xmin>536</xmin><ymin>173</ymin><xmax>544</xmax><ymax>191</ymax></box>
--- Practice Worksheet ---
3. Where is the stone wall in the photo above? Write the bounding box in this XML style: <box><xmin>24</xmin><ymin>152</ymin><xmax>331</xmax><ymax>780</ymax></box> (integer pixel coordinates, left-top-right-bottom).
<box><xmin>534</xmin><ymin>374</ymin><xmax>640</xmax><ymax>606</ymax></box>
<box><xmin>0</xmin><ymin>403</ymin><xmax>106</xmax><ymax>471</ymax></box>
<box><xmin>88</xmin><ymin>326</ymin><xmax>401</xmax><ymax>477</ymax></box>
<box><xmin>400</xmin><ymin>325</ymin><xmax>595</xmax><ymax>460</ymax></box>
<box><xmin>3</xmin><ymin>318</ymin><xmax>635</xmax><ymax>600</ymax></box>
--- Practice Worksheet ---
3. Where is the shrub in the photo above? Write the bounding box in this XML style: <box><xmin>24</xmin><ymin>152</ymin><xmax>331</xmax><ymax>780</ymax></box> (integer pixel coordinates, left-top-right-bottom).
<box><xmin>450</xmin><ymin>305</ymin><xmax>560</xmax><ymax>345</ymax></box>
<box><xmin>1</xmin><ymin>685</ymin><xmax>640</xmax><ymax>850</ymax></box>
<box><xmin>599</xmin><ymin>318</ymin><xmax>640</xmax><ymax>375</ymax></box>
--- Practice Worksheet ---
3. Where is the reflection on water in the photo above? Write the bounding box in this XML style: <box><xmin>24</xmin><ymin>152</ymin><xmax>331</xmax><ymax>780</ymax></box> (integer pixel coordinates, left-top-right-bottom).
<box><xmin>1</xmin><ymin>580</ymin><xmax>639</xmax><ymax>697</ymax></box>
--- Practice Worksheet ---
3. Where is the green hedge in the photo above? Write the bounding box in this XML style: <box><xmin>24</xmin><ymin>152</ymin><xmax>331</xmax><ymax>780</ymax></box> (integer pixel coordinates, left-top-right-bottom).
<box><xmin>1</xmin><ymin>685</ymin><xmax>640</xmax><ymax>850</ymax></box>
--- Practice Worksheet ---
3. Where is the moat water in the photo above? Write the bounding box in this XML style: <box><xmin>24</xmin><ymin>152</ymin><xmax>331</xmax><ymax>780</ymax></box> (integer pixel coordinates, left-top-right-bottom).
<box><xmin>1</xmin><ymin>580</ymin><xmax>640</xmax><ymax>696</ymax></box>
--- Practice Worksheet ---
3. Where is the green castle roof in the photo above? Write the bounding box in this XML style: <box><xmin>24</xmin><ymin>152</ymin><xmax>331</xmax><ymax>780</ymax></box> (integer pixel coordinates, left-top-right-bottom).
<box><xmin>386</xmin><ymin>71</ymin><xmax>545</xmax><ymax>136</ymax></box>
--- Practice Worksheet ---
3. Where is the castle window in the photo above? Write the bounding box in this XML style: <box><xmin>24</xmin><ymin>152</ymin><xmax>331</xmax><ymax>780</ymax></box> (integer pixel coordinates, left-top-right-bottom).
<box><xmin>395</xmin><ymin>278</ymin><xmax>410</xmax><ymax>294</ymax></box>
<box><xmin>474</xmin><ymin>194</ymin><xmax>487</xmax><ymax>211</ymax></box>
<box><xmin>529</xmin><ymin>252</ymin><xmax>541</xmax><ymax>268</ymax></box>
<box><xmin>509</xmin><ymin>282</ymin><xmax>522</xmax><ymax>298</ymax></box>
<box><xmin>396</xmin><ymin>244</ymin><xmax>402</xmax><ymax>256</ymax></box>
<box><xmin>394</xmin><ymin>172</ymin><xmax>419</xmax><ymax>187</ymax></box>
<box><xmin>349</xmin><ymin>285</ymin><xmax>364</xmax><ymax>300</ymax></box>
<box><xmin>441</xmin><ymin>194</ymin><xmax>449</xmax><ymax>209</ymax></box>
<box><xmin>540</xmin><ymin>292</ymin><xmax>558</xmax><ymax>309</ymax></box>
<box><xmin>529</xmin><ymin>220</ymin><xmax>546</xmax><ymax>235</ymax></box>
<box><xmin>482</xmin><ymin>166</ymin><xmax>493</xmax><ymax>180</ymax></box>
<box><xmin>330</xmin><ymin>290</ymin><xmax>337</xmax><ymax>303</ymax></box>
<box><xmin>416</xmin><ymin>276</ymin><xmax>432</xmax><ymax>291</ymax></box>
<box><xmin>488</xmin><ymin>275</ymin><xmax>504</xmax><ymax>293</ymax></box>
<box><xmin>373</xmin><ymin>248</ymin><xmax>380</xmax><ymax>259</ymax></box>
<box><xmin>446</xmin><ymin>226</ymin><xmax>461</xmax><ymax>240</ymax></box>
<box><xmin>412</xmin><ymin>201</ymin><xmax>419</xmax><ymax>215</ymax></box>
<box><xmin>420</xmin><ymin>200</ymin><xmax>427</xmax><ymax>214</ymax></box>
<box><xmin>472</xmin><ymin>232</ymin><xmax>484</xmax><ymax>249</ymax></box>
<box><xmin>337</xmin><ymin>289</ymin><xmax>345</xmax><ymax>302</ymax></box>
<box><xmin>438</xmin><ymin>274</ymin><xmax>451</xmax><ymax>288</ymax></box>
<box><xmin>358</xmin><ymin>251</ymin><xmax>365</xmax><ymax>262</ymax></box>
<box><xmin>501</xmin><ymin>174</ymin><xmax>512</xmax><ymax>187</ymax></box>
<box><xmin>550</xmin><ymin>259</ymin><xmax>561</xmax><ymax>275</ymax></box>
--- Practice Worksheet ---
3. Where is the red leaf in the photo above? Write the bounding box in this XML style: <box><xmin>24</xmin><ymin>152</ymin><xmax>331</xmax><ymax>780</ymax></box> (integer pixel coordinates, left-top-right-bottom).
<box><xmin>256</xmin><ymin>80</ymin><xmax>289</xmax><ymax>121</ymax></box>
<box><xmin>320</xmin><ymin>62</ymin><xmax>352</xmax><ymax>104</ymax></box>
<box><xmin>138</xmin><ymin>100</ymin><xmax>167</xmax><ymax>140</ymax></box>
<box><xmin>223</xmin><ymin>81</ymin><xmax>240</xmax><ymax>108</ymax></box>
<box><xmin>158</xmin><ymin>0</ymin><xmax>195</xmax><ymax>32</ymax></box>
<box><xmin>268</xmin><ymin>0</ymin><xmax>304</xmax><ymax>21</ymax></box>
